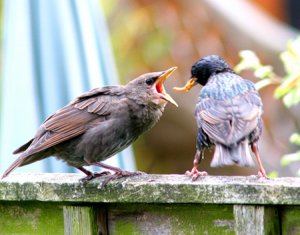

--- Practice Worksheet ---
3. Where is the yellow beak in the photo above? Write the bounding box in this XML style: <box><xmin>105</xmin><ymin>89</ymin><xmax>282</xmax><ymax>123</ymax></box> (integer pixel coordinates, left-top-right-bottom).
<box><xmin>156</xmin><ymin>67</ymin><xmax>178</xmax><ymax>107</ymax></box>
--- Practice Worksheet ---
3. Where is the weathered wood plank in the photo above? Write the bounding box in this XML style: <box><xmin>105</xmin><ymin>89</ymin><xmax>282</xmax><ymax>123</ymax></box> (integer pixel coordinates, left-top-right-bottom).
<box><xmin>108</xmin><ymin>204</ymin><xmax>234</xmax><ymax>235</ymax></box>
<box><xmin>234</xmin><ymin>205</ymin><xmax>280</xmax><ymax>235</ymax></box>
<box><xmin>63</xmin><ymin>206</ymin><xmax>98</xmax><ymax>235</ymax></box>
<box><xmin>1</xmin><ymin>173</ymin><xmax>300</xmax><ymax>204</ymax></box>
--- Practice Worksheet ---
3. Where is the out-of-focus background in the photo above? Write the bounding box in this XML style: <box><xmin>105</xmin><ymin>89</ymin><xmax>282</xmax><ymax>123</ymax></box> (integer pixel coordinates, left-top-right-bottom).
<box><xmin>1</xmin><ymin>0</ymin><xmax>300</xmax><ymax>177</ymax></box>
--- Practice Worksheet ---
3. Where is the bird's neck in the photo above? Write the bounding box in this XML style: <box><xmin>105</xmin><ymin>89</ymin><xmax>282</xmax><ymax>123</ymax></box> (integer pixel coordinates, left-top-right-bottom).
<box><xmin>128</xmin><ymin>100</ymin><xmax>164</xmax><ymax>132</ymax></box>
<box><xmin>207</xmin><ymin>71</ymin><xmax>234</xmax><ymax>84</ymax></box>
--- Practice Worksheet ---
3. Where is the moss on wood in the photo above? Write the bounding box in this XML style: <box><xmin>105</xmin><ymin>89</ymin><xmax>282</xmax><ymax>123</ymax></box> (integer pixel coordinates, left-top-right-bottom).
<box><xmin>0</xmin><ymin>173</ymin><xmax>299</xmax><ymax>205</ymax></box>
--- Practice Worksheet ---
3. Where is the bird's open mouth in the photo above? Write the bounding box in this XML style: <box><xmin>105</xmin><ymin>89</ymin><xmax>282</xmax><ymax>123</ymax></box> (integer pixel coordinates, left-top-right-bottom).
<box><xmin>154</xmin><ymin>67</ymin><xmax>178</xmax><ymax>107</ymax></box>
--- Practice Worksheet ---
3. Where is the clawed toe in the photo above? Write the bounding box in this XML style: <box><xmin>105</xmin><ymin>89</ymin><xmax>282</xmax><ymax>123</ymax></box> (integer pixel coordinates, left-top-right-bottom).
<box><xmin>134</xmin><ymin>170</ymin><xmax>147</xmax><ymax>175</ymax></box>
<box><xmin>100</xmin><ymin>170</ymin><xmax>143</xmax><ymax>187</ymax></box>
<box><xmin>80</xmin><ymin>171</ymin><xmax>111</xmax><ymax>183</ymax></box>
<box><xmin>80</xmin><ymin>175</ymin><xmax>93</xmax><ymax>183</ymax></box>
<box><xmin>118</xmin><ymin>170</ymin><xmax>144</xmax><ymax>176</ymax></box>
<box><xmin>185</xmin><ymin>168</ymin><xmax>208</xmax><ymax>181</ymax></box>
<box><xmin>257</xmin><ymin>171</ymin><xmax>269</xmax><ymax>179</ymax></box>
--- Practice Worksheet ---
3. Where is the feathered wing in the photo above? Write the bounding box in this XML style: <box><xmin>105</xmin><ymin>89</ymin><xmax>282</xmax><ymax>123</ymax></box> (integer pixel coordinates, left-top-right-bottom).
<box><xmin>196</xmin><ymin>90</ymin><xmax>262</xmax><ymax>167</ymax></box>
<box><xmin>2</xmin><ymin>86</ymin><xmax>124</xmax><ymax>179</ymax></box>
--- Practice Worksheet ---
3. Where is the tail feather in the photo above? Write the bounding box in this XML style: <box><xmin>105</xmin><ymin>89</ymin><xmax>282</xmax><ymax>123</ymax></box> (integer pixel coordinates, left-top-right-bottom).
<box><xmin>210</xmin><ymin>140</ymin><xmax>254</xmax><ymax>167</ymax></box>
<box><xmin>1</xmin><ymin>155</ymin><xmax>27</xmax><ymax>179</ymax></box>
<box><xmin>1</xmin><ymin>151</ymin><xmax>49</xmax><ymax>180</ymax></box>
<box><xmin>2</xmin><ymin>139</ymin><xmax>34</xmax><ymax>179</ymax></box>
<box><xmin>12</xmin><ymin>139</ymin><xmax>33</xmax><ymax>154</ymax></box>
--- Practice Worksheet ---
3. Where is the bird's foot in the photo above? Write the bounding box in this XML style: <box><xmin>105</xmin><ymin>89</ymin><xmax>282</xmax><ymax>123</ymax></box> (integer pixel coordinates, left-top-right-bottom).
<box><xmin>80</xmin><ymin>171</ymin><xmax>111</xmax><ymax>183</ymax></box>
<box><xmin>101</xmin><ymin>170</ymin><xmax>145</xmax><ymax>187</ymax></box>
<box><xmin>250</xmin><ymin>170</ymin><xmax>269</xmax><ymax>180</ymax></box>
<box><xmin>185</xmin><ymin>167</ymin><xmax>208</xmax><ymax>181</ymax></box>
<box><xmin>257</xmin><ymin>170</ymin><xmax>269</xmax><ymax>179</ymax></box>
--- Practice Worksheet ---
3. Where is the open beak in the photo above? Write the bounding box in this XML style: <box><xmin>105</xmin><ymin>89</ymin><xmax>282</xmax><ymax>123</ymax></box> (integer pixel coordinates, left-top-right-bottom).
<box><xmin>173</xmin><ymin>77</ymin><xmax>197</xmax><ymax>92</ymax></box>
<box><xmin>155</xmin><ymin>67</ymin><xmax>178</xmax><ymax>107</ymax></box>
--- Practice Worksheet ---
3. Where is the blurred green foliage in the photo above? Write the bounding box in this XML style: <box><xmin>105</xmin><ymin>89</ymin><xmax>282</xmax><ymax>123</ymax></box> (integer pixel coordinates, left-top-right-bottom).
<box><xmin>235</xmin><ymin>37</ymin><xmax>300</xmax><ymax>176</ymax></box>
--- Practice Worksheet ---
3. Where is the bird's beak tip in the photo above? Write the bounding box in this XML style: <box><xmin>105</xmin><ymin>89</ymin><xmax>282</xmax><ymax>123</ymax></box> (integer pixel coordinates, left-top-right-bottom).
<box><xmin>167</xmin><ymin>95</ymin><xmax>179</xmax><ymax>107</ymax></box>
<box><xmin>156</xmin><ymin>66</ymin><xmax>178</xmax><ymax>107</ymax></box>
<box><xmin>160</xmin><ymin>66</ymin><xmax>177</xmax><ymax>79</ymax></box>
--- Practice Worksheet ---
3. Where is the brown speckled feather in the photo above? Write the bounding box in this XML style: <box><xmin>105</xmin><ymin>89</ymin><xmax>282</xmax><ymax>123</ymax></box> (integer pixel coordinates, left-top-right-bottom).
<box><xmin>2</xmin><ymin>68</ymin><xmax>177</xmax><ymax>180</ymax></box>
<box><xmin>17</xmin><ymin>86</ymin><xmax>125</xmax><ymax>159</ymax></box>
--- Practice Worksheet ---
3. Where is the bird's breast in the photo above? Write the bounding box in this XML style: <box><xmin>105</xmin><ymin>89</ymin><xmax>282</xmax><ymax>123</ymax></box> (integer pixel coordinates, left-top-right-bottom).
<box><xmin>129</xmin><ymin>104</ymin><xmax>164</xmax><ymax>133</ymax></box>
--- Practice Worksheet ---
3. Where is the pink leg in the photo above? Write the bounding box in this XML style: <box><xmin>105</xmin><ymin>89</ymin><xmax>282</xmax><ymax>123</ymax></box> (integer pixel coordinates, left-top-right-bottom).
<box><xmin>77</xmin><ymin>166</ymin><xmax>111</xmax><ymax>183</ymax></box>
<box><xmin>91</xmin><ymin>162</ymin><xmax>123</xmax><ymax>173</ymax></box>
<box><xmin>251</xmin><ymin>143</ymin><xmax>267</xmax><ymax>178</ymax></box>
<box><xmin>185</xmin><ymin>150</ymin><xmax>208</xmax><ymax>181</ymax></box>
<box><xmin>87</xmin><ymin>162</ymin><xmax>145</xmax><ymax>186</ymax></box>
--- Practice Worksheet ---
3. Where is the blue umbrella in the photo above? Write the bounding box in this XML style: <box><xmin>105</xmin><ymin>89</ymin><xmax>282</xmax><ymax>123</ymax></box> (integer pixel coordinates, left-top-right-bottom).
<box><xmin>0</xmin><ymin>0</ymin><xmax>136</xmax><ymax>174</ymax></box>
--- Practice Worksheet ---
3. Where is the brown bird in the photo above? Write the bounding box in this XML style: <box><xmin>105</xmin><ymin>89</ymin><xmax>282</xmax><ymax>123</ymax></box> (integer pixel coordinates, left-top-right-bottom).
<box><xmin>174</xmin><ymin>55</ymin><xmax>267</xmax><ymax>180</ymax></box>
<box><xmin>1</xmin><ymin>67</ymin><xmax>178</xmax><ymax>182</ymax></box>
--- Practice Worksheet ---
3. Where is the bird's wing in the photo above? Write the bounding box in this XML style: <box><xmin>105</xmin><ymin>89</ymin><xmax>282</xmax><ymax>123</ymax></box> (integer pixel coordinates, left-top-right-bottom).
<box><xmin>196</xmin><ymin>90</ymin><xmax>262</xmax><ymax>145</ymax></box>
<box><xmin>23</xmin><ymin>86</ymin><xmax>125</xmax><ymax>156</ymax></box>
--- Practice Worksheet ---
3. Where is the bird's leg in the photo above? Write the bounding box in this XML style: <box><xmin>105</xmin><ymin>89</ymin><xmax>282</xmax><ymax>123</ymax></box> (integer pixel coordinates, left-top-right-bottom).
<box><xmin>77</xmin><ymin>166</ymin><xmax>111</xmax><ymax>183</ymax></box>
<box><xmin>185</xmin><ymin>150</ymin><xmax>208</xmax><ymax>181</ymax></box>
<box><xmin>90</xmin><ymin>162</ymin><xmax>145</xmax><ymax>186</ymax></box>
<box><xmin>92</xmin><ymin>162</ymin><xmax>123</xmax><ymax>172</ymax></box>
<box><xmin>251</xmin><ymin>143</ymin><xmax>268</xmax><ymax>178</ymax></box>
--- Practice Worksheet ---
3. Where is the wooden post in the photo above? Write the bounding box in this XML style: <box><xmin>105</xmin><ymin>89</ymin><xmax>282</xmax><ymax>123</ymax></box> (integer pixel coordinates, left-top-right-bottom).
<box><xmin>234</xmin><ymin>205</ymin><xmax>280</xmax><ymax>235</ymax></box>
<box><xmin>63</xmin><ymin>206</ymin><xmax>99</xmax><ymax>235</ymax></box>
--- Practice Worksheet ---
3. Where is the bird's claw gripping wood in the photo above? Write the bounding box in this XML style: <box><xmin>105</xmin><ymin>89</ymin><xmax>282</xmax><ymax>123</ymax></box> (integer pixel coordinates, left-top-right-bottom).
<box><xmin>100</xmin><ymin>170</ymin><xmax>146</xmax><ymax>187</ymax></box>
<box><xmin>257</xmin><ymin>170</ymin><xmax>269</xmax><ymax>179</ymax></box>
<box><xmin>79</xmin><ymin>171</ymin><xmax>111</xmax><ymax>183</ymax></box>
<box><xmin>185</xmin><ymin>167</ymin><xmax>208</xmax><ymax>181</ymax></box>
<box><xmin>185</xmin><ymin>150</ymin><xmax>207</xmax><ymax>181</ymax></box>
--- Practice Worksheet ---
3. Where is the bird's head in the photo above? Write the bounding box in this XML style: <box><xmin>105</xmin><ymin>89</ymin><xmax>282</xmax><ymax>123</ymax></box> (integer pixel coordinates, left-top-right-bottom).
<box><xmin>126</xmin><ymin>67</ymin><xmax>178</xmax><ymax>107</ymax></box>
<box><xmin>173</xmin><ymin>55</ymin><xmax>232</xmax><ymax>92</ymax></box>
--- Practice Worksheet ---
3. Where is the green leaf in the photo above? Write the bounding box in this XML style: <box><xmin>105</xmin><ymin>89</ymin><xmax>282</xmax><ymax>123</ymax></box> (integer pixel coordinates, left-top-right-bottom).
<box><xmin>280</xmin><ymin>51</ymin><xmax>300</xmax><ymax>76</ymax></box>
<box><xmin>274</xmin><ymin>74</ymin><xmax>300</xmax><ymax>98</ymax></box>
<box><xmin>280</xmin><ymin>38</ymin><xmax>300</xmax><ymax>76</ymax></box>
<box><xmin>253</xmin><ymin>65</ymin><xmax>274</xmax><ymax>79</ymax></box>
<box><xmin>282</xmin><ymin>87</ymin><xmax>300</xmax><ymax>107</ymax></box>
<box><xmin>234</xmin><ymin>50</ymin><xmax>261</xmax><ymax>73</ymax></box>
<box><xmin>290</xmin><ymin>133</ymin><xmax>300</xmax><ymax>146</ymax></box>
<box><xmin>281</xmin><ymin>151</ymin><xmax>300</xmax><ymax>166</ymax></box>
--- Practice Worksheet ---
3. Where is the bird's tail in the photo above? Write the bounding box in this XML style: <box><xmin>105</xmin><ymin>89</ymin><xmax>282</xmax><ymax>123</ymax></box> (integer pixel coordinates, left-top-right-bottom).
<box><xmin>1</xmin><ymin>155</ymin><xmax>26</xmax><ymax>180</ymax></box>
<box><xmin>210</xmin><ymin>140</ymin><xmax>254</xmax><ymax>167</ymax></box>
<box><xmin>1</xmin><ymin>151</ymin><xmax>48</xmax><ymax>180</ymax></box>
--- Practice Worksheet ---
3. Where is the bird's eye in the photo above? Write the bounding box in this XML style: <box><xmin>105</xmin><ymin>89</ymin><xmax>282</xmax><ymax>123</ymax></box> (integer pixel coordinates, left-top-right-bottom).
<box><xmin>145</xmin><ymin>78</ymin><xmax>155</xmax><ymax>85</ymax></box>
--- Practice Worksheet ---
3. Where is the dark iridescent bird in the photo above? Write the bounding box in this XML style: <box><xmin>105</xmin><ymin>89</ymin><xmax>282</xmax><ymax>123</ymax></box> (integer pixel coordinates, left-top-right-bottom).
<box><xmin>174</xmin><ymin>55</ymin><xmax>267</xmax><ymax>180</ymax></box>
<box><xmin>1</xmin><ymin>67</ymin><xmax>178</xmax><ymax>183</ymax></box>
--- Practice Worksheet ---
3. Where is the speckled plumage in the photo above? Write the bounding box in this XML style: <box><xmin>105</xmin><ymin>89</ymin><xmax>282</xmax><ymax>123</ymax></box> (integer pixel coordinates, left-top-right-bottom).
<box><xmin>195</xmin><ymin>71</ymin><xmax>263</xmax><ymax>167</ymax></box>
<box><xmin>175</xmin><ymin>55</ymin><xmax>267</xmax><ymax>179</ymax></box>
<box><xmin>1</xmin><ymin>68</ymin><xmax>177</xmax><ymax>181</ymax></box>
<box><xmin>199</xmin><ymin>72</ymin><xmax>257</xmax><ymax>100</ymax></box>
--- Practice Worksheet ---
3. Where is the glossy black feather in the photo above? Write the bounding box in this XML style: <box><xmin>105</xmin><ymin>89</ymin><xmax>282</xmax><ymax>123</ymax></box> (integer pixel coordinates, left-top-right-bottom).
<box><xmin>192</xmin><ymin>55</ymin><xmax>263</xmax><ymax>167</ymax></box>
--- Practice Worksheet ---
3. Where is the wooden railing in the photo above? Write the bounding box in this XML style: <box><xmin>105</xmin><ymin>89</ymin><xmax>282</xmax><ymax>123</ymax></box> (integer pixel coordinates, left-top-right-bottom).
<box><xmin>0</xmin><ymin>173</ymin><xmax>299</xmax><ymax>234</ymax></box>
